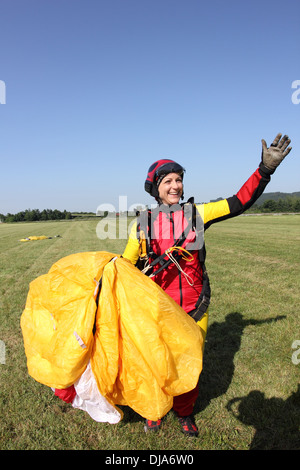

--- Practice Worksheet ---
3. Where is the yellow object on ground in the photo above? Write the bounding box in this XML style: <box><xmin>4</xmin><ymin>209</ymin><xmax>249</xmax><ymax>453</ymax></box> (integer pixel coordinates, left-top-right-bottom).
<box><xmin>20</xmin><ymin>236</ymin><xmax>51</xmax><ymax>242</ymax></box>
<box><xmin>21</xmin><ymin>252</ymin><xmax>204</xmax><ymax>421</ymax></box>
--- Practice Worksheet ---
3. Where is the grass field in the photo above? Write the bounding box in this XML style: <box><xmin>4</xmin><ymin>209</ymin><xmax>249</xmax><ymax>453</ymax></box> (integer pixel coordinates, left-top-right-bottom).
<box><xmin>0</xmin><ymin>215</ymin><xmax>299</xmax><ymax>450</ymax></box>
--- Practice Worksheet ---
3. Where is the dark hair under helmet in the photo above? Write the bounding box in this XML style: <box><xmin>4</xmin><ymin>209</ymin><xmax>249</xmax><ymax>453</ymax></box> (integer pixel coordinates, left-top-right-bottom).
<box><xmin>144</xmin><ymin>159</ymin><xmax>185</xmax><ymax>199</ymax></box>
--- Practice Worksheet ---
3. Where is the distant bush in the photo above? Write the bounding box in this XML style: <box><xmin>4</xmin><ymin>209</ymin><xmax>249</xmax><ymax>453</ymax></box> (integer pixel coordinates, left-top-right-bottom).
<box><xmin>248</xmin><ymin>197</ymin><xmax>300</xmax><ymax>213</ymax></box>
<box><xmin>0</xmin><ymin>209</ymin><xmax>73</xmax><ymax>222</ymax></box>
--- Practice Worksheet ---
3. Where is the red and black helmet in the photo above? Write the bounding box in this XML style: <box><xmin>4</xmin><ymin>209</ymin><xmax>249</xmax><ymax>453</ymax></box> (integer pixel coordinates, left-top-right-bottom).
<box><xmin>144</xmin><ymin>159</ymin><xmax>185</xmax><ymax>198</ymax></box>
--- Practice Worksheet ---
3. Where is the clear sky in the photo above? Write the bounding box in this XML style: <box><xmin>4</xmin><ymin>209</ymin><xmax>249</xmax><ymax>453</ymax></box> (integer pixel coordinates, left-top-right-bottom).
<box><xmin>0</xmin><ymin>0</ymin><xmax>299</xmax><ymax>214</ymax></box>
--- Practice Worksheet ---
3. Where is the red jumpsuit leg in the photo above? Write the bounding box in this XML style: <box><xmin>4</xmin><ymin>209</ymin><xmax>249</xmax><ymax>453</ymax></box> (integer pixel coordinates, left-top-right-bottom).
<box><xmin>172</xmin><ymin>310</ymin><xmax>207</xmax><ymax>417</ymax></box>
<box><xmin>172</xmin><ymin>383</ymin><xmax>199</xmax><ymax>416</ymax></box>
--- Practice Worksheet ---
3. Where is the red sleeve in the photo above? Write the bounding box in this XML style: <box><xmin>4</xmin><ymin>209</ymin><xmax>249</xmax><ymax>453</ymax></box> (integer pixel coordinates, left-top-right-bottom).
<box><xmin>204</xmin><ymin>163</ymin><xmax>272</xmax><ymax>229</ymax></box>
<box><xmin>227</xmin><ymin>162</ymin><xmax>271</xmax><ymax>214</ymax></box>
<box><xmin>236</xmin><ymin>168</ymin><xmax>262</xmax><ymax>205</ymax></box>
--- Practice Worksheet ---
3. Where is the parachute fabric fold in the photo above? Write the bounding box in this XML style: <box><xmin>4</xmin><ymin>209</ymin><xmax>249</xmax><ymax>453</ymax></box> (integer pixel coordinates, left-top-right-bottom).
<box><xmin>21</xmin><ymin>251</ymin><xmax>115</xmax><ymax>388</ymax></box>
<box><xmin>21</xmin><ymin>252</ymin><xmax>204</xmax><ymax>422</ymax></box>
<box><xmin>91</xmin><ymin>257</ymin><xmax>203</xmax><ymax>420</ymax></box>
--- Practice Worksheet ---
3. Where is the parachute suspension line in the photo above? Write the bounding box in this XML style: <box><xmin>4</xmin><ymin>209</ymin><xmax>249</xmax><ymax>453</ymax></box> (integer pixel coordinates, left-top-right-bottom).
<box><xmin>165</xmin><ymin>247</ymin><xmax>195</xmax><ymax>287</ymax></box>
<box><xmin>141</xmin><ymin>259</ymin><xmax>152</xmax><ymax>275</ymax></box>
<box><xmin>166</xmin><ymin>246</ymin><xmax>194</xmax><ymax>262</ymax></box>
<box><xmin>142</xmin><ymin>246</ymin><xmax>195</xmax><ymax>286</ymax></box>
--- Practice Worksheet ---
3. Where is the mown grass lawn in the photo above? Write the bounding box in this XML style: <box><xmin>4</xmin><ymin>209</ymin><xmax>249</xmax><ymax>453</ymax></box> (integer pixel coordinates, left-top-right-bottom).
<box><xmin>0</xmin><ymin>215</ymin><xmax>299</xmax><ymax>450</ymax></box>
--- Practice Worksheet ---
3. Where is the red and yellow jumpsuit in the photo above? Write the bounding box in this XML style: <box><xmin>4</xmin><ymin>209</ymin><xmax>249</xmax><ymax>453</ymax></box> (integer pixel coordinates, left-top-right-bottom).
<box><xmin>122</xmin><ymin>162</ymin><xmax>272</xmax><ymax>417</ymax></box>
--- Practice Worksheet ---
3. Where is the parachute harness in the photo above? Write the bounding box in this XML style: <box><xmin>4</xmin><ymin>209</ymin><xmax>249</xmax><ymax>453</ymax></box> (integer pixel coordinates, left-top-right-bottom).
<box><xmin>137</xmin><ymin>200</ymin><xmax>211</xmax><ymax>322</ymax></box>
<box><xmin>142</xmin><ymin>245</ymin><xmax>194</xmax><ymax>286</ymax></box>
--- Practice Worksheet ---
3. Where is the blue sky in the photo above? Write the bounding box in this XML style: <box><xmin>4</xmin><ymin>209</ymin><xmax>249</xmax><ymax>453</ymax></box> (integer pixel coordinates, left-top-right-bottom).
<box><xmin>0</xmin><ymin>0</ymin><xmax>299</xmax><ymax>214</ymax></box>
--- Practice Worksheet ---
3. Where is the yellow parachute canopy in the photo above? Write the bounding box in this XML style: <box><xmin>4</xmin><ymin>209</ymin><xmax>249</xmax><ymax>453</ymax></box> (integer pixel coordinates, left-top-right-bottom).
<box><xmin>19</xmin><ymin>236</ymin><xmax>50</xmax><ymax>242</ymax></box>
<box><xmin>19</xmin><ymin>235</ymin><xmax>61</xmax><ymax>242</ymax></box>
<box><xmin>21</xmin><ymin>252</ymin><xmax>204</xmax><ymax>421</ymax></box>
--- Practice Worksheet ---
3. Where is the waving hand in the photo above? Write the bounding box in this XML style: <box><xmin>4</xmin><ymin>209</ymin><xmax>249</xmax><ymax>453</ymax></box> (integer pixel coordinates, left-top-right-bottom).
<box><xmin>261</xmin><ymin>133</ymin><xmax>292</xmax><ymax>173</ymax></box>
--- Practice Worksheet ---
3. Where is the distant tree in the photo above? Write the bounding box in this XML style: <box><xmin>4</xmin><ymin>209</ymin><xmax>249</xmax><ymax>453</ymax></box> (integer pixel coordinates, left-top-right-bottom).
<box><xmin>293</xmin><ymin>199</ymin><xmax>300</xmax><ymax>212</ymax></box>
<box><xmin>261</xmin><ymin>200</ymin><xmax>277</xmax><ymax>212</ymax></box>
<box><xmin>40</xmin><ymin>209</ymin><xmax>48</xmax><ymax>220</ymax></box>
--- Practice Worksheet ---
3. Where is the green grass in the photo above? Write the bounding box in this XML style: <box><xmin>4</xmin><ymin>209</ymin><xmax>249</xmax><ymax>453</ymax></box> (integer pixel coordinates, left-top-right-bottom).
<box><xmin>0</xmin><ymin>215</ymin><xmax>299</xmax><ymax>450</ymax></box>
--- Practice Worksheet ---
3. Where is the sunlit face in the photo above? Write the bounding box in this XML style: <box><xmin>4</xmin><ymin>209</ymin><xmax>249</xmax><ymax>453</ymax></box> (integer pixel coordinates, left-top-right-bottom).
<box><xmin>158</xmin><ymin>172</ymin><xmax>183</xmax><ymax>205</ymax></box>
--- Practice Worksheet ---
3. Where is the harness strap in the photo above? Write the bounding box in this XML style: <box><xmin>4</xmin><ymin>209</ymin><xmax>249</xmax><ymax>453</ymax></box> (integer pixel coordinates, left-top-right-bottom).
<box><xmin>137</xmin><ymin>201</ymin><xmax>211</xmax><ymax>321</ymax></box>
<box><xmin>143</xmin><ymin>203</ymin><xmax>195</xmax><ymax>276</ymax></box>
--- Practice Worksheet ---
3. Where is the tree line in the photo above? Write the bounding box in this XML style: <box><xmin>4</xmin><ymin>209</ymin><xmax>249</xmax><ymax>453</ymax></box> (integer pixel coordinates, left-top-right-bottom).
<box><xmin>1</xmin><ymin>197</ymin><xmax>300</xmax><ymax>223</ymax></box>
<box><xmin>248</xmin><ymin>196</ymin><xmax>300</xmax><ymax>213</ymax></box>
<box><xmin>0</xmin><ymin>208</ymin><xmax>73</xmax><ymax>223</ymax></box>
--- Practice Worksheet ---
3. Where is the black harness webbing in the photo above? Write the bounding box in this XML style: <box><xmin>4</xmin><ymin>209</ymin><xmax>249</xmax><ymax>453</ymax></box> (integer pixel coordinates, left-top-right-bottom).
<box><xmin>137</xmin><ymin>200</ymin><xmax>210</xmax><ymax>322</ymax></box>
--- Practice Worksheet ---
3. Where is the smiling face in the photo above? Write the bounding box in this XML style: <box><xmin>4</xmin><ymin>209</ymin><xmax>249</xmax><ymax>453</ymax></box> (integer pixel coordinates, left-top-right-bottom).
<box><xmin>158</xmin><ymin>172</ymin><xmax>183</xmax><ymax>205</ymax></box>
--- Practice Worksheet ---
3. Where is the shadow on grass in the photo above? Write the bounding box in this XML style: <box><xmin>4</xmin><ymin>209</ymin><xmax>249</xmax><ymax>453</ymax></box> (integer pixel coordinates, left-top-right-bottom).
<box><xmin>195</xmin><ymin>312</ymin><xmax>300</xmax><ymax>449</ymax></box>
<box><xmin>117</xmin><ymin>405</ymin><xmax>142</xmax><ymax>424</ymax></box>
<box><xmin>226</xmin><ymin>386</ymin><xmax>300</xmax><ymax>449</ymax></box>
<box><xmin>196</xmin><ymin>312</ymin><xmax>286</xmax><ymax>413</ymax></box>
<box><xmin>112</xmin><ymin>312</ymin><xmax>298</xmax><ymax>447</ymax></box>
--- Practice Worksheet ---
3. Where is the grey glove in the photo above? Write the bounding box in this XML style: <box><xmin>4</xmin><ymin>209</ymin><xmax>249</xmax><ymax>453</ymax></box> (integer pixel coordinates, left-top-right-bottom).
<box><xmin>261</xmin><ymin>133</ymin><xmax>292</xmax><ymax>173</ymax></box>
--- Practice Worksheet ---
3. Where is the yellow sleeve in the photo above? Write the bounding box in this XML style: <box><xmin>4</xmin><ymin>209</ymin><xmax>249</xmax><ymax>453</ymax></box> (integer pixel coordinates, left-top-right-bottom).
<box><xmin>122</xmin><ymin>220</ymin><xmax>140</xmax><ymax>265</ymax></box>
<box><xmin>196</xmin><ymin>199</ymin><xmax>230</xmax><ymax>227</ymax></box>
<box><xmin>197</xmin><ymin>309</ymin><xmax>209</xmax><ymax>353</ymax></box>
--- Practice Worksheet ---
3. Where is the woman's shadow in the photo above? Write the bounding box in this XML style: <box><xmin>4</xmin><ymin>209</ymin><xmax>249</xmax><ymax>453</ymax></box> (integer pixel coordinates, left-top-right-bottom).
<box><xmin>196</xmin><ymin>312</ymin><xmax>300</xmax><ymax>449</ymax></box>
<box><xmin>195</xmin><ymin>312</ymin><xmax>285</xmax><ymax>413</ymax></box>
<box><xmin>226</xmin><ymin>387</ymin><xmax>300</xmax><ymax>449</ymax></box>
